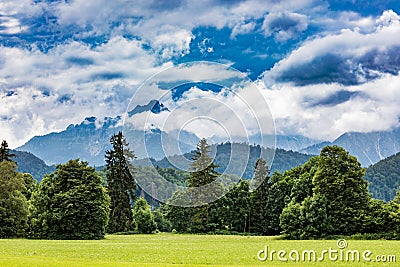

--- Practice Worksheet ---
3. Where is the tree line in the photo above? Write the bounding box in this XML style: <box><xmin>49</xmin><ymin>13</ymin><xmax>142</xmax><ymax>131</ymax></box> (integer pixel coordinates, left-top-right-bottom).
<box><xmin>1</xmin><ymin>135</ymin><xmax>400</xmax><ymax>240</ymax></box>
<box><xmin>161</xmin><ymin>142</ymin><xmax>400</xmax><ymax>239</ymax></box>
<box><xmin>0</xmin><ymin>135</ymin><xmax>155</xmax><ymax>239</ymax></box>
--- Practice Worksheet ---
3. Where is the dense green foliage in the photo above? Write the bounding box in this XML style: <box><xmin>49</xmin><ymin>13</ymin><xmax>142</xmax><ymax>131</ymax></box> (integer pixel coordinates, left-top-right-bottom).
<box><xmin>134</xmin><ymin>166</ymin><xmax>189</xmax><ymax>207</ymax></box>
<box><xmin>280</xmin><ymin>146</ymin><xmax>400</xmax><ymax>239</ymax></box>
<box><xmin>152</xmin><ymin>207</ymin><xmax>172</xmax><ymax>232</ymax></box>
<box><xmin>133</xmin><ymin>197</ymin><xmax>156</xmax><ymax>234</ymax></box>
<box><xmin>0</xmin><ymin>161</ymin><xmax>28</xmax><ymax>238</ymax></box>
<box><xmin>105</xmin><ymin>132</ymin><xmax>137</xmax><ymax>233</ymax></box>
<box><xmin>313</xmin><ymin>146</ymin><xmax>369</xmax><ymax>235</ymax></box>
<box><xmin>217</xmin><ymin>180</ymin><xmax>250</xmax><ymax>233</ymax></box>
<box><xmin>21</xmin><ymin>173</ymin><xmax>38</xmax><ymax>200</ymax></box>
<box><xmin>29</xmin><ymin>159</ymin><xmax>110</xmax><ymax>239</ymax></box>
<box><xmin>364</xmin><ymin>152</ymin><xmax>400</xmax><ymax>202</ymax></box>
<box><xmin>162</xmin><ymin>145</ymin><xmax>400</xmax><ymax>239</ymax></box>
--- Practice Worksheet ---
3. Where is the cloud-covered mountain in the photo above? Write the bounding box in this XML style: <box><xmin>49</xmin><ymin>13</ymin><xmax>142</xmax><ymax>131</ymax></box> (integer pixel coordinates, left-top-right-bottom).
<box><xmin>17</xmin><ymin>116</ymin><xmax>120</xmax><ymax>166</ymax></box>
<box><xmin>301</xmin><ymin>128</ymin><xmax>400</xmax><ymax>166</ymax></box>
<box><xmin>16</xmin><ymin>100</ymin><xmax>200</xmax><ymax>165</ymax></box>
<box><xmin>16</xmin><ymin>115</ymin><xmax>321</xmax><ymax>167</ymax></box>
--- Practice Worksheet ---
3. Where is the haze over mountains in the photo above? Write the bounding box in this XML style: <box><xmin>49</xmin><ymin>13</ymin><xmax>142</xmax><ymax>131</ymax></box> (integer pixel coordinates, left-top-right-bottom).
<box><xmin>15</xmin><ymin>100</ymin><xmax>400</xmax><ymax>168</ymax></box>
<box><xmin>12</xmin><ymin>100</ymin><xmax>400</xmax><ymax>202</ymax></box>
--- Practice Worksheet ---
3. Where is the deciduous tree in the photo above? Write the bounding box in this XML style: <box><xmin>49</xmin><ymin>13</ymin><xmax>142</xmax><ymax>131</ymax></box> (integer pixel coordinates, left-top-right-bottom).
<box><xmin>133</xmin><ymin>197</ymin><xmax>156</xmax><ymax>234</ymax></box>
<box><xmin>0</xmin><ymin>161</ymin><xmax>28</xmax><ymax>238</ymax></box>
<box><xmin>29</xmin><ymin>159</ymin><xmax>110</xmax><ymax>239</ymax></box>
<box><xmin>313</xmin><ymin>146</ymin><xmax>369</xmax><ymax>235</ymax></box>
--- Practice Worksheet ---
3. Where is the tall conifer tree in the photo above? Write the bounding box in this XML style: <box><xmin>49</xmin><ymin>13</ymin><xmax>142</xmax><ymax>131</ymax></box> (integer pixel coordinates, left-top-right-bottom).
<box><xmin>0</xmin><ymin>140</ymin><xmax>16</xmax><ymax>162</ymax></box>
<box><xmin>249</xmin><ymin>158</ymin><xmax>270</xmax><ymax>234</ymax></box>
<box><xmin>105</xmin><ymin>132</ymin><xmax>137</xmax><ymax>233</ymax></box>
<box><xmin>187</xmin><ymin>138</ymin><xmax>221</xmax><ymax>232</ymax></box>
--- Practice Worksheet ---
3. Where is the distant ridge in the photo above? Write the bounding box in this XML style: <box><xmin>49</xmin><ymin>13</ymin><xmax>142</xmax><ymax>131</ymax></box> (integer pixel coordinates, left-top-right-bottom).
<box><xmin>301</xmin><ymin>128</ymin><xmax>400</xmax><ymax>166</ymax></box>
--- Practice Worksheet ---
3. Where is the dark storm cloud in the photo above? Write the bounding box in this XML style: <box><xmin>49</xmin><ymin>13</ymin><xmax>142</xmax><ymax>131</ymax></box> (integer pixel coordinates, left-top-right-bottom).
<box><xmin>264</xmin><ymin>10</ymin><xmax>400</xmax><ymax>86</ymax></box>
<box><xmin>270</xmin><ymin>47</ymin><xmax>400</xmax><ymax>86</ymax></box>
<box><xmin>307</xmin><ymin>90</ymin><xmax>363</xmax><ymax>107</ymax></box>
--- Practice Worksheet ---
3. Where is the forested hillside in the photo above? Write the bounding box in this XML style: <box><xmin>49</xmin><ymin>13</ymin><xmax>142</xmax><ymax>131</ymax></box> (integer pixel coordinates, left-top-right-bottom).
<box><xmin>137</xmin><ymin>143</ymin><xmax>313</xmax><ymax>179</ymax></box>
<box><xmin>12</xmin><ymin>150</ymin><xmax>55</xmax><ymax>181</ymax></box>
<box><xmin>364</xmin><ymin>153</ymin><xmax>400</xmax><ymax>202</ymax></box>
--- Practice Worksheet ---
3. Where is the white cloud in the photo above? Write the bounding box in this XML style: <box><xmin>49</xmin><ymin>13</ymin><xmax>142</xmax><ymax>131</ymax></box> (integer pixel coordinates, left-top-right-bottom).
<box><xmin>262</xmin><ymin>12</ymin><xmax>308</xmax><ymax>42</ymax></box>
<box><xmin>376</xmin><ymin>9</ymin><xmax>400</xmax><ymax>27</ymax></box>
<box><xmin>0</xmin><ymin>0</ymin><xmax>41</xmax><ymax>16</ymax></box>
<box><xmin>2</xmin><ymin>1</ymin><xmax>399</xmax><ymax>149</ymax></box>
<box><xmin>258</xmin><ymin>11</ymin><xmax>400</xmax><ymax>140</ymax></box>
<box><xmin>230</xmin><ymin>21</ymin><xmax>257</xmax><ymax>38</ymax></box>
<box><xmin>314</xmin><ymin>11</ymin><xmax>375</xmax><ymax>34</ymax></box>
<box><xmin>0</xmin><ymin>37</ymin><xmax>170</xmax><ymax>148</ymax></box>
<box><xmin>262</xmin><ymin>73</ymin><xmax>400</xmax><ymax>141</ymax></box>
<box><xmin>0</xmin><ymin>0</ymin><xmax>44</xmax><ymax>34</ymax></box>
<box><xmin>0</xmin><ymin>16</ymin><xmax>28</xmax><ymax>34</ymax></box>
<box><xmin>152</xmin><ymin>26</ymin><xmax>194</xmax><ymax>58</ymax></box>
<box><xmin>49</xmin><ymin>0</ymin><xmax>320</xmax><ymax>57</ymax></box>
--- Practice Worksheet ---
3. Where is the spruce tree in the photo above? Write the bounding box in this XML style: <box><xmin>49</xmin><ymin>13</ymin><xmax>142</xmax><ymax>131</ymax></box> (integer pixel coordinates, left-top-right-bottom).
<box><xmin>249</xmin><ymin>158</ymin><xmax>270</xmax><ymax>234</ymax></box>
<box><xmin>0</xmin><ymin>140</ymin><xmax>16</xmax><ymax>162</ymax></box>
<box><xmin>188</xmin><ymin>138</ymin><xmax>221</xmax><ymax>233</ymax></box>
<box><xmin>188</xmin><ymin>138</ymin><xmax>219</xmax><ymax>187</ymax></box>
<box><xmin>105</xmin><ymin>132</ymin><xmax>137</xmax><ymax>233</ymax></box>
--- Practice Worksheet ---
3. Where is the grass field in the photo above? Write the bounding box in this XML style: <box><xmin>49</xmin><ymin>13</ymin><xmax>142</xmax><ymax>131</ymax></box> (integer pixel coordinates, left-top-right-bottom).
<box><xmin>0</xmin><ymin>234</ymin><xmax>399</xmax><ymax>266</ymax></box>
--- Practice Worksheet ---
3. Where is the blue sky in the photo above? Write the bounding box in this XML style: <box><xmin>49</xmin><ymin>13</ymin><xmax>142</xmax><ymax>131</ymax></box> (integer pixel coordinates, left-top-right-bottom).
<box><xmin>1</xmin><ymin>0</ymin><xmax>400</xmax><ymax>147</ymax></box>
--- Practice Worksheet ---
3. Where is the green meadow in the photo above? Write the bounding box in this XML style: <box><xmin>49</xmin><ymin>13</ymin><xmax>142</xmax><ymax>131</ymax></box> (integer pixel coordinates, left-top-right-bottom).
<box><xmin>0</xmin><ymin>234</ymin><xmax>399</xmax><ymax>267</ymax></box>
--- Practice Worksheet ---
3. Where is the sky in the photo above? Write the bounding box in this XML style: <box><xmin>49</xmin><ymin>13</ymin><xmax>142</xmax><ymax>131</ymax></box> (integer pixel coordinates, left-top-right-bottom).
<box><xmin>1</xmin><ymin>0</ymin><xmax>400</xmax><ymax>148</ymax></box>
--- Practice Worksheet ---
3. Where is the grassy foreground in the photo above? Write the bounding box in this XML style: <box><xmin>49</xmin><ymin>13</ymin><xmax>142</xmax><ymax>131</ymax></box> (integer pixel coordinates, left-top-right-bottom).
<box><xmin>0</xmin><ymin>234</ymin><xmax>399</xmax><ymax>266</ymax></box>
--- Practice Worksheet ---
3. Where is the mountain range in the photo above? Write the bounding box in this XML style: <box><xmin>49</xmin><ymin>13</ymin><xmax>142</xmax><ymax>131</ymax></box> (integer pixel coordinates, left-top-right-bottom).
<box><xmin>16</xmin><ymin>100</ymin><xmax>319</xmax><ymax>166</ymax></box>
<box><xmin>16</xmin><ymin>100</ymin><xmax>400</xmax><ymax>167</ymax></box>
<box><xmin>17</xmin><ymin>100</ymin><xmax>198</xmax><ymax>166</ymax></box>
<box><xmin>301</xmin><ymin>129</ymin><xmax>400</xmax><ymax>166</ymax></box>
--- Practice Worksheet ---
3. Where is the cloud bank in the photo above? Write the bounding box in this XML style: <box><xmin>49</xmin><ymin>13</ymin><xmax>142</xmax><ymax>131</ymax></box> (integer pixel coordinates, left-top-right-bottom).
<box><xmin>0</xmin><ymin>0</ymin><xmax>399</xmax><ymax>148</ymax></box>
